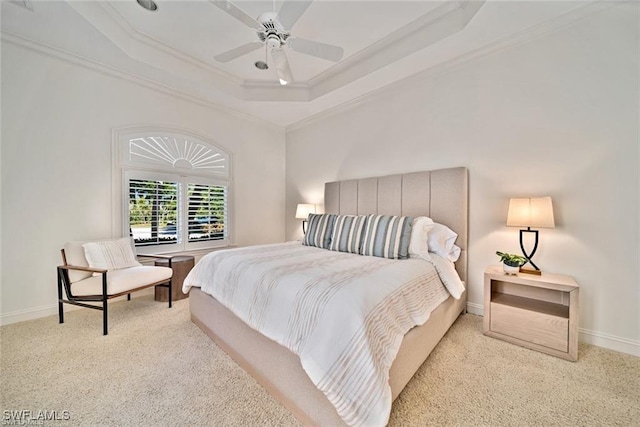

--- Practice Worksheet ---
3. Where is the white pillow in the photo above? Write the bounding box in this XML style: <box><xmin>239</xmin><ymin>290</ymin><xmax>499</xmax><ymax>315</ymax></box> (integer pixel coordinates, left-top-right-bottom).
<box><xmin>408</xmin><ymin>216</ymin><xmax>434</xmax><ymax>261</ymax></box>
<box><xmin>427</xmin><ymin>223</ymin><xmax>461</xmax><ymax>262</ymax></box>
<box><xmin>428</xmin><ymin>253</ymin><xmax>465</xmax><ymax>299</ymax></box>
<box><xmin>83</xmin><ymin>238</ymin><xmax>142</xmax><ymax>271</ymax></box>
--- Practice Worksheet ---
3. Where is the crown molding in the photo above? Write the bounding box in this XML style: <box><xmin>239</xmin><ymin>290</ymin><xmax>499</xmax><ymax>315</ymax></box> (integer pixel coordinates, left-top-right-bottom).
<box><xmin>66</xmin><ymin>0</ymin><xmax>243</xmax><ymax>96</ymax></box>
<box><xmin>286</xmin><ymin>0</ymin><xmax>617</xmax><ymax>132</ymax></box>
<box><xmin>1</xmin><ymin>30</ymin><xmax>283</xmax><ymax>132</ymax></box>
<box><xmin>241</xmin><ymin>80</ymin><xmax>310</xmax><ymax>101</ymax></box>
<box><xmin>308</xmin><ymin>0</ymin><xmax>484</xmax><ymax>100</ymax></box>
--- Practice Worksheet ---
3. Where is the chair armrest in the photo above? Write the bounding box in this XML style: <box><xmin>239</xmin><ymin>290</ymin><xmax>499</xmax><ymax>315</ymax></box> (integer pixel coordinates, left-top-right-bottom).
<box><xmin>58</xmin><ymin>264</ymin><xmax>107</xmax><ymax>274</ymax></box>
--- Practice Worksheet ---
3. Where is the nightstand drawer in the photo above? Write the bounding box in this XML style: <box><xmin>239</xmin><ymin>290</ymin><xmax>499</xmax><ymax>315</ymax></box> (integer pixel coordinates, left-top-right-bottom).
<box><xmin>490</xmin><ymin>302</ymin><xmax>569</xmax><ymax>352</ymax></box>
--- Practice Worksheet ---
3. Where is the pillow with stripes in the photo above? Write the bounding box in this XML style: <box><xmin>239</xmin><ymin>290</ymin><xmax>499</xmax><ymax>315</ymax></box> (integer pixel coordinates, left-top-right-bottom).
<box><xmin>302</xmin><ymin>213</ymin><xmax>337</xmax><ymax>249</ymax></box>
<box><xmin>329</xmin><ymin>215</ymin><xmax>367</xmax><ymax>254</ymax></box>
<box><xmin>361</xmin><ymin>215</ymin><xmax>413</xmax><ymax>259</ymax></box>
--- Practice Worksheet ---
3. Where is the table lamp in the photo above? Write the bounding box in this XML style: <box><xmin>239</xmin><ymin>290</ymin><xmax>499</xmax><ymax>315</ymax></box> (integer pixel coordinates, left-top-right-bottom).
<box><xmin>295</xmin><ymin>204</ymin><xmax>315</xmax><ymax>234</ymax></box>
<box><xmin>506</xmin><ymin>197</ymin><xmax>555</xmax><ymax>275</ymax></box>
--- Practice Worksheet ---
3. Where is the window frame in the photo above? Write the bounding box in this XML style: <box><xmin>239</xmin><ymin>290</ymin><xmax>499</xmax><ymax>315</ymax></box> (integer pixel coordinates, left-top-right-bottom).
<box><xmin>113</xmin><ymin>127</ymin><xmax>233</xmax><ymax>255</ymax></box>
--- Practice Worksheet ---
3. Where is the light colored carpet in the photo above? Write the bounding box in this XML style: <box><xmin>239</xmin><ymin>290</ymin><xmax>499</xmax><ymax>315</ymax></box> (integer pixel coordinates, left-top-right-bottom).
<box><xmin>1</xmin><ymin>295</ymin><xmax>638</xmax><ymax>426</ymax></box>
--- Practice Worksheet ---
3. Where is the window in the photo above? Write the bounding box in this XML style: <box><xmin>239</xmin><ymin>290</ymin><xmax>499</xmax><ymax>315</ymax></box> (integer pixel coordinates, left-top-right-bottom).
<box><xmin>129</xmin><ymin>177</ymin><xmax>178</xmax><ymax>246</ymax></box>
<box><xmin>117</xmin><ymin>129</ymin><xmax>231</xmax><ymax>253</ymax></box>
<box><xmin>187</xmin><ymin>182</ymin><xmax>227</xmax><ymax>243</ymax></box>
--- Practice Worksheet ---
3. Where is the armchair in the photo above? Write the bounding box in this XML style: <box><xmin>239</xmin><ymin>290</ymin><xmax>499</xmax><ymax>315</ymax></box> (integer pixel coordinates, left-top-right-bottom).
<box><xmin>57</xmin><ymin>237</ymin><xmax>174</xmax><ymax>335</ymax></box>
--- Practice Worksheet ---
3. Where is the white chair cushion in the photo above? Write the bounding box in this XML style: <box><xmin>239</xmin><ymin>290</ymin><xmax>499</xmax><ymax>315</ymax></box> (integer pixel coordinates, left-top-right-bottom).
<box><xmin>64</xmin><ymin>238</ymin><xmax>140</xmax><ymax>283</ymax></box>
<box><xmin>70</xmin><ymin>266</ymin><xmax>172</xmax><ymax>297</ymax></box>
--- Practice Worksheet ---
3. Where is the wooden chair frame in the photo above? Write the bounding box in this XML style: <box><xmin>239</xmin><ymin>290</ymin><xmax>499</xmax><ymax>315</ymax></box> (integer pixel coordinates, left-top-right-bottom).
<box><xmin>57</xmin><ymin>250</ymin><xmax>174</xmax><ymax>335</ymax></box>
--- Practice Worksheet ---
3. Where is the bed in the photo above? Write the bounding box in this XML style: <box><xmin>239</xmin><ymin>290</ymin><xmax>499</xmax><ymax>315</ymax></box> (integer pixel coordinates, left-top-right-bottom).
<box><xmin>185</xmin><ymin>167</ymin><xmax>468</xmax><ymax>426</ymax></box>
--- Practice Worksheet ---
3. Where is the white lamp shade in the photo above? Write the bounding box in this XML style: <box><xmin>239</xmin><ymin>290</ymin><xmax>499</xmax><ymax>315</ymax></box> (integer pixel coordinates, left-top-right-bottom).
<box><xmin>295</xmin><ymin>203</ymin><xmax>316</xmax><ymax>219</ymax></box>
<box><xmin>506</xmin><ymin>197</ymin><xmax>555</xmax><ymax>228</ymax></box>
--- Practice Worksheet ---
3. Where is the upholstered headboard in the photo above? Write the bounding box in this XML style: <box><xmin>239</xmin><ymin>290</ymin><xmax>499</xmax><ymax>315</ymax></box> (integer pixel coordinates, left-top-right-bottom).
<box><xmin>324</xmin><ymin>167</ymin><xmax>468</xmax><ymax>283</ymax></box>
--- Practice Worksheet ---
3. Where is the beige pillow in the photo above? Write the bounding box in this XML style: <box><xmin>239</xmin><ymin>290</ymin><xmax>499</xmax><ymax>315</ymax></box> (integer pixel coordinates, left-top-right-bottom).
<box><xmin>83</xmin><ymin>238</ymin><xmax>142</xmax><ymax>271</ymax></box>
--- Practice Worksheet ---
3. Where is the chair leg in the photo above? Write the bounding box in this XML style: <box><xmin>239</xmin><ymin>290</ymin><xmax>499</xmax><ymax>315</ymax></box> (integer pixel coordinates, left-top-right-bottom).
<box><xmin>103</xmin><ymin>299</ymin><xmax>108</xmax><ymax>336</ymax></box>
<box><xmin>102</xmin><ymin>273</ymin><xmax>108</xmax><ymax>336</ymax></box>
<box><xmin>127</xmin><ymin>293</ymin><xmax>131</xmax><ymax>301</ymax></box>
<box><xmin>168</xmin><ymin>258</ymin><xmax>173</xmax><ymax>309</ymax></box>
<box><xmin>57</xmin><ymin>269</ymin><xmax>64</xmax><ymax>324</ymax></box>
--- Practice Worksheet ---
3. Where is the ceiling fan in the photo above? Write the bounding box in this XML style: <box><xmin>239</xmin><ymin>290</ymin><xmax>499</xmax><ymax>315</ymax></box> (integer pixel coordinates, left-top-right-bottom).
<box><xmin>210</xmin><ymin>0</ymin><xmax>344</xmax><ymax>85</ymax></box>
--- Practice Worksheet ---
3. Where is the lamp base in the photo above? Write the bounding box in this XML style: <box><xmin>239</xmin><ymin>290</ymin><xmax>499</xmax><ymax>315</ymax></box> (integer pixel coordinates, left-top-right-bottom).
<box><xmin>518</xmin><ymin>228</ymin><xmax>541</xmax><ymax>275</ymax></box>
<box><xmin>519</xmin><ymin>267</ymin><xmax>542</xmax><ymax>276</ymax></box>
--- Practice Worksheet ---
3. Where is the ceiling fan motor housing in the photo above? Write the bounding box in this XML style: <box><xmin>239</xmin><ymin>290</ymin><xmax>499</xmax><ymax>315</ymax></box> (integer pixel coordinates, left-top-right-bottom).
<box><xmin>257</xmin><ymin>12</ymin><xmax>289</xmax><ymax>49</ymax></box>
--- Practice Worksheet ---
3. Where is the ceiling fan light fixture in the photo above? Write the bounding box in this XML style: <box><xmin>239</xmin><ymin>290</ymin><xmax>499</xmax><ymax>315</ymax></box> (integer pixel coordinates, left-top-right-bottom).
<box><xmin>136</xmin><ymin>0</ymin><xmax>158</xmax><ymax>12</ymax></box>
<box><xmin>266</xmin><ymin>35</ymin><xmax>281</xmax><ymax>50</ymax></box>
<box><xmin>271</xmin><ymin>48</ymin><xmax>294</xmax><ymax>87</ymax></box>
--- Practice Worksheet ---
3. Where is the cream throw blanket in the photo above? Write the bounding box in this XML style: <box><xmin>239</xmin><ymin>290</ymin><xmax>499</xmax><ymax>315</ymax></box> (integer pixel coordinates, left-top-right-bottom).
<box><xmin>183</xmin><ymin>242</ymin><xmax>457</xmax><ymax>426</ymax></box>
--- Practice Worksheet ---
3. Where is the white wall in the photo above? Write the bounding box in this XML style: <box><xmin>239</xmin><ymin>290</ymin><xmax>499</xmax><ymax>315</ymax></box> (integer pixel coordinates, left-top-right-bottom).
<box><xmin>1</xmin><ymin>41</ymin><xmax>286</xmax><ymax>323</ymax></box>
<box><xmin>285</xmin><ymin>4</ymin><xmax>639</xmax><ymax>355</ymax></box>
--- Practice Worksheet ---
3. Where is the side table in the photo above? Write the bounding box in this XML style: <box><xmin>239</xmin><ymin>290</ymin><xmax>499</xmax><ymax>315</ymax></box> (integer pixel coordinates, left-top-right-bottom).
<box><xmin>154</xmin><ymin>255</ymin><xmax>195</xmax><ymax>302</ymax></box>
<box><xmin>483</xmin><ymin>265</ymin><xmax>579</xmax><ymax>361</ymax></box>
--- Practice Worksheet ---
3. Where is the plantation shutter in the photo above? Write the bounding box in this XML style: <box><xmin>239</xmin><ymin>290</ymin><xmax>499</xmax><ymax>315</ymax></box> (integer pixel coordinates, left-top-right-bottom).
<box><xmin>187</xmin><ymin>183</ymin><xmax>228</xmax><ymax>243</ymax></box>
<box><xmin>128</xmin><ymin>178</ymin><xmax>179</xmax><ymax>246</ymax></box>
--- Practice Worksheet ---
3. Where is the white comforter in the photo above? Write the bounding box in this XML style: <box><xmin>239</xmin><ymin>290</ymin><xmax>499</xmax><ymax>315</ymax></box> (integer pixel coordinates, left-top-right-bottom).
<box><xmin>183</xmin><ymin>242</ymin><xmax>462</xmax><ymax>426</ymax></box>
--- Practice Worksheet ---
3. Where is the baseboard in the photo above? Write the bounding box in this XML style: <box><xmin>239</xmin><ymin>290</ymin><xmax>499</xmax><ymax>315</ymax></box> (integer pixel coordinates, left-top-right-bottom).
<box><xmin>466</xmin><ymin>302</ymin><xmax>483</xmax><ymax>316</ymax></box>
<box><xmin>0</xmin><ymin>288</ymin><xmax>154</xmax><ymax>327</ymax></box>
<box><xmin>578</xmin><ymin>329</ymin><xmax>640</xmax><ymax>357</ymax></box>
<box><xmin>0</xmin><ymin>304</ymin><xmax>59</xmax><ymax>326</ymax></box>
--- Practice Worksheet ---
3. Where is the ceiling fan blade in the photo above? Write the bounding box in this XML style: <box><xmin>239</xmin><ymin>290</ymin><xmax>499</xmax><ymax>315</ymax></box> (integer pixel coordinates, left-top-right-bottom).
<box><xmin>288</xmin><ymin>37</ymin><xmax>344</xmax><ymax>62</ymax></box>
<box><xmin>271</xmin><ymin>48</ymin><xmax>294</xmax><ymax>86</ymax></box>
<box><xmin>214</xmin><ymin>42</ymin><xmax>263</xmax><ymax>63</ymax></box>
<box><xmin>209</xmin><ymin>0</ymin><xmax>263</xmax><ymax>31</ymax></box>
<box><xmin>276</xmin><ymin>0</ymin><xmax>313</xmax><ymax>30</ymax></box>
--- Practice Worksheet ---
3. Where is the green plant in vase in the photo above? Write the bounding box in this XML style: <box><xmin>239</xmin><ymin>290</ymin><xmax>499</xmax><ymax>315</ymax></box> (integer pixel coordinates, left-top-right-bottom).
<box><xmin>496</xmin><ymin>251</ymin><xmax>527</xmax><ymax>275</ymax></box>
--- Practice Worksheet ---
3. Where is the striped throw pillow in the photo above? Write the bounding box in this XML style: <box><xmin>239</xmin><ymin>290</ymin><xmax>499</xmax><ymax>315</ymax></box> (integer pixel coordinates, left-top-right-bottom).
<box><xmin>329</xmin><ymin>215</ymin><xmax>367</xmax><ymax>254</ymax></box>
<box><xmin>361</xmin><ymin>215</ymin><xmax>413</xmax><ymax>259</ymax></box>
<box><xmin>303</xmin><ymin>213</ymin><xmax>336</xmax><ymax>249</ymax></box>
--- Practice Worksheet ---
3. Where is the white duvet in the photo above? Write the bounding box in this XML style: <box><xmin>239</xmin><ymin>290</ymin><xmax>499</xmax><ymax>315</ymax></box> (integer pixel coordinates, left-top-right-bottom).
<box><xmin>183</xmin><ymin>242</ymin><xmax>463</xmax><ymax>426</ymax></box>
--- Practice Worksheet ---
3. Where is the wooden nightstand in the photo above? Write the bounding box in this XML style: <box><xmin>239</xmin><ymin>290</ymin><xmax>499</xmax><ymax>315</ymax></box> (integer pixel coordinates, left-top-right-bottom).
<box><xmin>483</xmin><ymin>266</ymin><xmax>579</xmax><ymax>361</ymax></box>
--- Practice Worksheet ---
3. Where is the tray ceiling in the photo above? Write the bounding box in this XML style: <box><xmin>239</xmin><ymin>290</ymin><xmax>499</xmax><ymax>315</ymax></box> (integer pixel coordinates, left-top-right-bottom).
<box><xmin>2</xmin><ymin>1</ymin><xmax>596</xmax><ymax>127</ymax></box>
